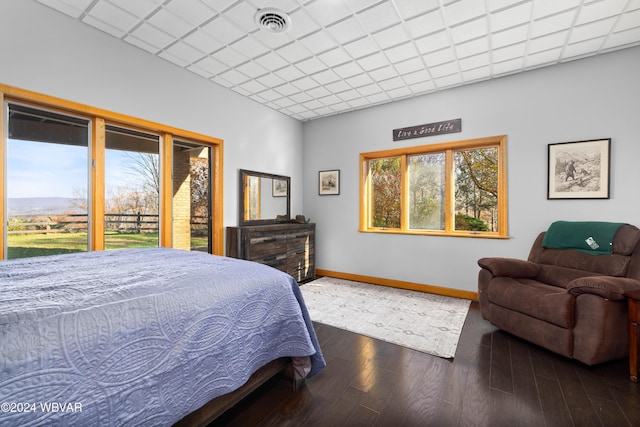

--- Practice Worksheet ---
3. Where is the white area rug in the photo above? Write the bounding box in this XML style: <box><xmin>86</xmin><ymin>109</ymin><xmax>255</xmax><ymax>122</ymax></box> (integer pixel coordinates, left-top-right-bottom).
<box><xmin>301</xmin><ymin>277</ymin><xmax>471</xmax><ymax>359</ymax></box>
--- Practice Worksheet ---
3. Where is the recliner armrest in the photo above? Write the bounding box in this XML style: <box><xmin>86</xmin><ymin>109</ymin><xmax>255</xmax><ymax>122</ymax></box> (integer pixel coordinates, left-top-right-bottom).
<box><xmin>477</xmin><ymin>257</ymin><xmax>540</xmax><ymax>278</ymax></box>
<box><xmin>567</xmin><ymin>276</ymin><xmax>640</xmax><ymax>301</ymax></box>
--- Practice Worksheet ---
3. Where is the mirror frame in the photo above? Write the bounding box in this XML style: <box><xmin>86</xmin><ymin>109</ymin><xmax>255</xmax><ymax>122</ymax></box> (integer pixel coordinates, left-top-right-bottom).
<box><xmin>238</xmin><ymin>169</ymin><xmax>291</xmax><ymax>226</ymax></box>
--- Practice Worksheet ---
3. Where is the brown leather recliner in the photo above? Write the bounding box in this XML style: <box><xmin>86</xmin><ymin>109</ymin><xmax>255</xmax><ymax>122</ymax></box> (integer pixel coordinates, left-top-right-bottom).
<box><xmin>478</xmin><ymin>223</ymin><xmax>640</xmax><ymax>365</ymax></box>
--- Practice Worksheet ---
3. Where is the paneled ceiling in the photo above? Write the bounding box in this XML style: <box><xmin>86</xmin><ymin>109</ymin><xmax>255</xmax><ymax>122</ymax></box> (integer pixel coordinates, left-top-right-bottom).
<box><xmin>35</xmin><ymin>0</ymin><xmax>640</xmax><ymax>121</ymax></box>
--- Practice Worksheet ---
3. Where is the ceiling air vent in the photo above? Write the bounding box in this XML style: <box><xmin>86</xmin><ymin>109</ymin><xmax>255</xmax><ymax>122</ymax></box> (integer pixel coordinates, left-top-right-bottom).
<box><xmin>255</xmin><ymin>8</ymin><xmax>291</xmax><ymax>34</ymax></box>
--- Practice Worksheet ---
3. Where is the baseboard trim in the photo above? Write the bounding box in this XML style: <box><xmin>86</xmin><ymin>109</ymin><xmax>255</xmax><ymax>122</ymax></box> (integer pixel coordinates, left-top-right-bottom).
<box><xmin>315</xmin><ymin>269</ymin><xmax>478</xmax><ymax>301</ymax></box>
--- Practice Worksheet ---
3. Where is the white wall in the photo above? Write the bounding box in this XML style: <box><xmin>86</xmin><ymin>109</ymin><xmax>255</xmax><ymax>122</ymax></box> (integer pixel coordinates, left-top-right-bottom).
<box><xmin>0</xmin><ymin>0</ymin><xmax>304</xmax><ymax>232</ymax></box>
<box><xmin>303</xmin><ymin>46</ymin><xmax>640</xmax><ymax>293</ymax></box>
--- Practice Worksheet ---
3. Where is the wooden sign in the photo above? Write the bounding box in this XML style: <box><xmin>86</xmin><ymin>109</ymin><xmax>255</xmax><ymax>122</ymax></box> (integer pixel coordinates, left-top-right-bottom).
<box><xmin>393</xmin><ymin>118</ymin><xmax>461</xmax><ymax>141</ymax></box>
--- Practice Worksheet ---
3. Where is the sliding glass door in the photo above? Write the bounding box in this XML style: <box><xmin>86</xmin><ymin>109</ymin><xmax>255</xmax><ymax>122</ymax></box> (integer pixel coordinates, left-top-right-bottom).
<box><xmin>104</xmin><ymin>125</ymin><xmax>160</xmax><ymax>250</ymax></box>
<box><xmin>172</xmin><ymin>139</ymin><xmax>212</xmax><ymax>253</ymax></box>
<box><xmin>5</xmin><ymin>103</ymin><xmax>90</xmax><ymax>259</ymax></box>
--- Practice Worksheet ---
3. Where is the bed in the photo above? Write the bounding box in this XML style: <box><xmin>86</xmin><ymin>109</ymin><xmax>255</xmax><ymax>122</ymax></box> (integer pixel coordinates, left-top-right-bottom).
<box><xmin>0</xmin><ymin>248</ymin><xmax>325</xmax><ymax>426</ymax></box>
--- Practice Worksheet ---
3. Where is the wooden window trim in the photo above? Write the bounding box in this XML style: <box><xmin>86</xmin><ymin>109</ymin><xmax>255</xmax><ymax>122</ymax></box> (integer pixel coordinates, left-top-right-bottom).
<box><xmin>359</xmin><ymin>135</ymin><xmax>509</xmax><ymax>239</ymax></box>
<box><xmin>0</xmin><ymin>84</ymin><xmax>224</xmax><ymax>257</ymax></box>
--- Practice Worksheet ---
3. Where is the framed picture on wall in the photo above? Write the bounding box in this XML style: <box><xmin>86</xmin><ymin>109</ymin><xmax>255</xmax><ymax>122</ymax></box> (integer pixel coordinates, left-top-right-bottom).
<box><xmin>272</xmin><ymin>178</ymin><xmax>287</xmax><ymax>197</ymax></box>
<box><xmin>319</xmin><ymin>170</ymin><xmax>340</xmax><ymax>195</ymax></box>
<box><xmin>547</xmin><ymin>138</ymin><xmax>611</xmax><ymax>199</ymax></box>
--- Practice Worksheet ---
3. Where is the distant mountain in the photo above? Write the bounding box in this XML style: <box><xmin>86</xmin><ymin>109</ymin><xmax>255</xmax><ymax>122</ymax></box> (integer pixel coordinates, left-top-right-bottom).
<box><xmin>7</xmin><ymin>197</ymin><xmax>84</xmax><ymax>216</ymax></box>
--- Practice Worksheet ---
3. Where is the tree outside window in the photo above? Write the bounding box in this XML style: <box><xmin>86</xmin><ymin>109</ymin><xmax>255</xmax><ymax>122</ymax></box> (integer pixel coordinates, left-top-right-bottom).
<box><xmin>361</xmin><ymin>136</ymin><xmax>507</xmax><ymax>238</ymax></box>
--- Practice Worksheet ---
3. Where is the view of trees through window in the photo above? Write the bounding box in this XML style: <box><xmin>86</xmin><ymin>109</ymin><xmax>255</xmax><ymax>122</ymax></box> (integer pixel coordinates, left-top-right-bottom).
<box><xmin>365</xmin><ymin>138</ymin><xmax>504</xmax><ymax>235</ymax></box>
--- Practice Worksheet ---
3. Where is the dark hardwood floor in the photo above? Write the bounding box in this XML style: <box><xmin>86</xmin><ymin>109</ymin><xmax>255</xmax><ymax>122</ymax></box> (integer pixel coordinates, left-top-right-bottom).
<box><xmin>210</xmin><ymin>302</ymin><xmax>640</xmax><ymax>426</ymax></box>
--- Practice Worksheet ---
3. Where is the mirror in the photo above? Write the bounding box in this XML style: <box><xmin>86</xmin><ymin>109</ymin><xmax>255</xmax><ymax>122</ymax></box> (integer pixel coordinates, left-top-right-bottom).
<box><xmin>239</xmin><ymin>169</ymin><xmax>290</xmax><ymax>226</ymax></box>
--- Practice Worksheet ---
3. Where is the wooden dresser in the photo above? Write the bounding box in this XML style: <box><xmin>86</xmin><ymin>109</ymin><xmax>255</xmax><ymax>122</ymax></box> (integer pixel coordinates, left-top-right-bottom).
<box><xmin>226</xmin><ymin>223</ymin><xmax>315</xmax><ymax>283</ymax></box>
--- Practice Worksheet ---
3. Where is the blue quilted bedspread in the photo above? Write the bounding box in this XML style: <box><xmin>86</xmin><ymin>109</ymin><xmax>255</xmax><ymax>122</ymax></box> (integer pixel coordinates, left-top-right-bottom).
<box><xmin>0</xmin><ymin>248</ymin><xmax>325</xmax><ymax>426</ymax></box>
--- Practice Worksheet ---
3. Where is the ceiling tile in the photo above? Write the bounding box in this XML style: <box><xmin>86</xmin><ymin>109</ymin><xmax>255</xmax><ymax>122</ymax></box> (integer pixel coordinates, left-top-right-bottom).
<box><xmin>563</xmin><ymin>37</ymin><xmax>606</xmax><ymax>59</ymax></box>
<box><xmin>333</xmin><ymin>61</ymin><xmax>364</xmax><ymax>78</ymax></box>
<box><xmin>276</xmin><ymin>41</ymin><xmax>314</xmax><ymax>63</ymax></box>
<box><xmin>345</xmin><ymin>0</ymin><xmax>382</xmax><ymax>13</ymax></box>
<box><xmin>34</xmin><ymin>0</ymin><xmax>640</xmax><ymax>121</ymax></box>
<box><xmin>254</xmin><ymin>52</ymin><xmax>289</xmax><ymax>71</ymax></box>
<box><xmin>458</xmin><ymin>52</ymin><xmax>490</xmax><ymax>71</ymax></box>
<box><xmin>211</xmin><ymin>46</ymin><xmax>248</xmax><ymax>67</ymax></box>
<box><xmin>106</xmin><ymin>0</ymin><xmax>161</xmax><ymax>20</ymax></box>
<box><xmin>295</xmin><ymin>56</ymin><xmax>327</xmax><ymax>75</ymax></box>
<box><xmin>532</xmin><ymin>0</ymin><xmax>581</xmax><ymax>20</ymax></box>
<box><xmin>394</xmin><ymin>56</ymin><xmax>425</xmax><ymax>75</ymax></box>
<box><xmin>238</xmin><ymin>79</ymin><xmax>268</xmax><ymax>93</ymax></box>
<box><xmin>183</xmin><ymin>30</ymin><xmax>225</xmax><ymax>54</ymax></box>
<box><xmin>603</xmin><ymin>26</ymin><xmax>640</xmax><ymax>49</ymax></box>
<box><xmin>357</xmin><ymin>51</ymin><xmax>390</xmax><ymax>71</ymax></box>
<box><xmin>201</xmin><ymin>0</ymin><xmax>239</xmax><ymax>13</ymax></box>
<box><xmin>394</xmin><ymin>0</ymin><xmax>439</xmax><ymax>20</ymax></box>
<box><xmin>356</xmin><ymin>1</ymin><xmax>401</xmax><ymax>33</ymax></box>
<box><xmin>368</xmin><ymin>65</ymin><xmax>398</xmax><ymax>81</ymax></box>
<box><xmin>384</xmin><ymin>41</ymin><xmax>418</xmax><ymax>63</ymax></box>
<box><xmin>454</xmin><ymin>36</ymin><xmax>489</xmax><ymax>57</ymax></box>
<box><xmin>310</xmin><ymin>69</ymin><xmax>342</xmax><ymax>84</ymax></box>
<box><xmin>304</xmin><ymin>0</ymin><xmax>353</xmax><ymax>26</ymax></box>
<box><xmin>373</xmin><ymin>25</ymin><xmax>410</xmax><ymax>50</ymax></box>
<box><xmin>163</xmin><ymin>40</ymin><xmax>204</xmax><ymax>63</ymax></box>
<box><xmin>528</xmin><ymin>31</ymin><xmax>568</xmax><ymax>53</ymax></box>
<box><xmin>318</xmin><ymin>47</ymin><xmax>352</xmax><ymax>67</ymax></box>
<box><xmin>490</xmin><ymin>2</ymin><xmax>532</xmax><ymax>32</ymax></box>
<box><xmin>85</xmin><ymin>1</ymin><xmax>139</xmax><ymax>33</ymax></box>
<box><xmin>300</xmin><ymin>30</ymin><xmax>338</xmax><ymax>55</ymax></box>
<box><xmin>256</xmin><ymin>73</ymin><xmax>286</xmax><ymax>88</ymax></box>
<box><xmin>201</xmin><ymin>15</ymin><xmax>245</xmax><ymax>45</ymax></box>
<box><xmin>193</xmin><ymin>56</ymin><xmax>228</xmax><ymax>75</ymax></box>
<box><xmin>531</xmin><ymin>10</ymin><xmax>578</xmax><ymax>38</ymax></box>
<box><xmin>130</xmin><ymin>22</ymin><xmax>175</xmax><ymax>50</ymax></box>
<box><xmin>449</xmin><ymin>17</ymin><xmax>488</xmax><ymax>44</ymax></box>
<box><xmin>235</xmin><ymin>60</ymin><xmax>269</xmax><ymax>78</ymax></box>
<box><xmin>346</xmin><ymin>73</ymin><xmax>374</xmax><ymax>88</ymax></box>
<box><xmin>443</xmin><ymin>0</ymin><xmax>487</xmax><ymax>26</ymax></box>
<box><xmin>230</xmin><ymin>35</ymin><xmax>271</xmax><ymax>59</ymax></box>
<box><xmin>274</xmin><ymin>65</ymin><xmax>306</xmax><ymax>82</ymax></box>
<box><xmin>492</xmin><ymin>42</ymin><xmax>526</xmax><ymax>63</ymax></box>
<box><xmin>615</xmin><ymin>8</ymin><xmax>640</xmax><ymax>32</ymax></box>
<box><xmin>221</xmin><ymin>1</ymin><xmax>256</xmax><ymax>33</ymax></box>
<box><xmin>326</xmin><ymin>17</ymin><xmax>368</xmax><ymax>44</ymax></box>
<box><xmin>576</xmin><ymin>0</ymin><xmax>627</xmax><ymax>25</ymax></box>
<box><xmin>405</xmin><ymin>9</ymin><xmax>446</xmax><ymax>39</ymax></box>
<box><xmin>291</xmin><ymin>76</ymin><xmax>320</xmax><ymax>91</ymax></box>
<box><xmin>492</xmin><ymin>57</ymin><xmax>523</xmax><ymax>76</ymax></box>
<box><xmin>147</xmin><ymin>8</ymin><xmax>193</xmax><ymax>38</ymax></box>
<box><xmin>423</xmin><ymin>47</ymin><xmax>456</xmax><ymax>67</ymax></box>
<box><xmin>219</xmin><ymin>68</ymin><xmax>250</xmax><ymax>85</ymax></box>
<box><xmin>415</xmin><ymin>31</ymin><xmax>452</xmax><ymax>54</ymax></box>
<box><xmin>286</xmin><ymin>8</ymin><xmax>321</xmax><ymax>39</ymax></box>
<box><xmin>165</xmin><ymin>0</ymin><xmax>215</xmax><ymax>26</ymax></box>
<box><xmin>569</xmin><ymin>18</ymin><xmax>617</xmax><ymax>44</ymax></box>
<box><xmin>491</xmin><ymin>25</ymin><xmax>529</xmax><ymax>49</ymax></box>
<box><xmin>306</xmin><ymin>86</ymin><xmax>332</xmax><ymax>99</ymax></box>
<box><xmin>36</xmin><ymin>0</ymin><xmax>94</xmax><ymax>18</ymax></box>
<box><xmin>524</xmin><ymin>47</ymin><xmax>562</xmax><ymax>69</ymax></box>
<box><xmin>343</xmin><ymin>36</ymin><xmax>379</xmax><ymax>58</ymax></box>
<box><xmin>429</xmin><ymin>61</ymin><xmax>459</xmax><ymax>78</ymax></box>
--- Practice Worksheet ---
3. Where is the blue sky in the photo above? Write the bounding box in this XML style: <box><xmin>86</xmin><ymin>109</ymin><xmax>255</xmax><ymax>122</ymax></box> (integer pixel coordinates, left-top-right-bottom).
<box><xmin>7</xmin><ymin>139</ymin><xmax>133</xmax><ymax>199</ymax></box>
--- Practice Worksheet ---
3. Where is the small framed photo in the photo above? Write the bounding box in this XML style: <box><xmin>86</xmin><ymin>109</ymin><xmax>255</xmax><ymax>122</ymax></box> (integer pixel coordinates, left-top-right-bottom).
<box><xmin>547</xmin><ymin>138</ymin><xmax>611</xmax><ymax>199</ymax></box>
<box><xmin>319</xmin><ymin>170</ymin><xmax>340</xmax><ymax>195</ymax></box>
<box><xmin>272</xmin><ymin>178</ymin><xmax>287</xmax><ymax>197</ymax></box>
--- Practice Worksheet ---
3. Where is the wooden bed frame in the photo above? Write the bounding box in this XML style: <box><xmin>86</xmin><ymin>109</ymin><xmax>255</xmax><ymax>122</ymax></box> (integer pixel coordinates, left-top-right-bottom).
<box><xmin>173</xmin><ymin>357</ymin><xmax>302</xmax><ymax>426</ymax></box>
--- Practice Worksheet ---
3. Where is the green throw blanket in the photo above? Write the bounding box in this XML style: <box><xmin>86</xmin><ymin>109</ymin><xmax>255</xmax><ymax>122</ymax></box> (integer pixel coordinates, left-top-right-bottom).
<box><xmin>542</xmin><ymin>221</ymin><xmax>626</xmax><ymax>255</ymax></box>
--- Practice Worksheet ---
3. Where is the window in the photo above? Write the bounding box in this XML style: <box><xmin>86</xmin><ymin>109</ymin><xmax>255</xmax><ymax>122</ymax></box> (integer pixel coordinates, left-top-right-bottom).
<box><xmin>360</xmin><ymin>135</ymin><xmax>508</xmax><ymax>238</ymax></box>
<box><xmin>1</xmin><ymin>84</ymin><xmax>224</xmax><ymax>260</ymax></box>
<box><xmin>6</xmin><ymin>104</ymin><xmax>91</xmax><ymax>258</ymax></box>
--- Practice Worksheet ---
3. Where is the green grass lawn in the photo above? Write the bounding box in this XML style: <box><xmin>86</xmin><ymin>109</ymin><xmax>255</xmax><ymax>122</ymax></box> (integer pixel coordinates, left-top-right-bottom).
<box><xmin>7</xmin><ymin>232</ymin><xmax>209</xmax><ymax>259</ymax></box>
